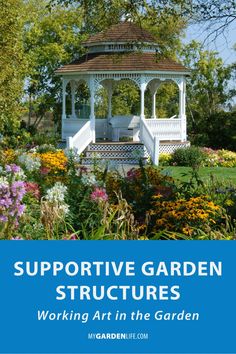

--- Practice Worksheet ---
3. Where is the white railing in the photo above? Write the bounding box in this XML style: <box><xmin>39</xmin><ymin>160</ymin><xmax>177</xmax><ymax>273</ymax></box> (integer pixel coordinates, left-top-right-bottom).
<box><xmin>140</xmin><ymin>118</ymin><xmax>159</xmax><ymax>165</ymax></box>
<box><xmin>62</xmin><ymin>119</ymin><xmax>89</xmax><ymax>140</ymax></box>
<box><xmin>145</xmin><ymin>118</ymin><xmax>182</xmax><ymax>141</ymax></box>
<box><xmin>67</xmin><ymin>121</ymin><xmax>92</xmax><ymax>155</ymax></box>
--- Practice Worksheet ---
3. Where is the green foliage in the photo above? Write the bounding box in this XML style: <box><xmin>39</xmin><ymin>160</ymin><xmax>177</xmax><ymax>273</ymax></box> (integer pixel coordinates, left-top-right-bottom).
<box><xmin>180</xmin><ymin>41</ymin><xmax>233</xmax><ymax>145</ymax></box>
<box><xmin>49</xmin><ymin>0</ymin><xmax>188</xmax><ymax>51</ymax></box>
<box><xmin>149</xmin><ymin>82</ymin><xmax>179</xmax><ymax>118</ymax></box>
<box><xmin>1</xmin><ymin>145</ymin><xmax>236</xmax><ymax>240</ymax></box>
<box><xmin>0</xmin><ymin>0</ymin><xmax>26</xmax><ymax>134</ymax></box>
<box><xmin>23</xmin><ymin>0</ymin><xmax>86</xmax><ymax>129</ymax></box>
<box><xmin>198</xmin><ymin>111</ymin><xmax>236</xmax><ymax>150</ymax></box>
<box><xmin>172</xmin><ymin>146</ymin><xmax>206</xmax><ymax>168</ymax></box>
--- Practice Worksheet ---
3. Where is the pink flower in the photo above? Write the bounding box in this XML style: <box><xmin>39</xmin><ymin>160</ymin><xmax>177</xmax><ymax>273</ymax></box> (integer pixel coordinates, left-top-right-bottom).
<box><xmin>127</xmin><ymin>168</ymin><xmax>139</xmax><ymax>180</ymax></box>
<box><xmin>63</xmin><ymin>233</ymin><xmax>78</xmax><ymax>240</ymax></box>
<box><xmin>24</xmin><ymin>182</ymin><xmax>40</xmax><ymax>200</ymax></box>
<box><xmin>11</xmin><ymin>236</ymin><xmax>24</xmax><ymax>240</ymax></box>
<box><xmin>91</xmin><ymin>188</ymin><xmax>108</xmax><ymax>203</ymax></box>
<box><xmin>40</xmin><ymin>167</ymin><xmax>50</xmax><ymax>175</ymax></box>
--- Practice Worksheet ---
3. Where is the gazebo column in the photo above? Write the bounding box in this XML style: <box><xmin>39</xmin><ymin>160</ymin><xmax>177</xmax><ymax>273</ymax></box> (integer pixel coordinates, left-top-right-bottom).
<box><xmin>70</xmin><ymin>81</ymin><xmax>76</xmax><ymax>118</ymax></box>
<box><xmin>102</xmin><ymin>79</ymin><xmax>114</xmax><ymax>140</ymax></box>
<box><xmin>89</xmin><ymin>78</ymin><xmax>96</xmax><ymax>143</ymax></box>
<box><xmin>140</xmin><ymin>79</ymin><xmax>147</xmax><ymax>120</ymax></box>
<box><xmin>108</xmin><ymin>82</ymin><xmax>113</xmax><ymax>120</ymax></box>
<box><xmin>151</xmin><ymin>91</ymin><xmax>157</xmax><ymax>119</ymax></box>
<box><xmin>149</xmin><ymin>80</ymin><xmax>161</xmax><ymax>119</ymax></box>
<box><xmin>107</xmin><ymin>81</ymin><xmax>113</xmax><ymax>140</ymax></box>
<box><xmin>62</xmin><ymin>78</ymin><xmax>68</xmax><ymax>120</ymax></box>
<box><xmin>179</xmin><ymin>78</ymin><xmax>187</xmax><ymax>142</ymax></box>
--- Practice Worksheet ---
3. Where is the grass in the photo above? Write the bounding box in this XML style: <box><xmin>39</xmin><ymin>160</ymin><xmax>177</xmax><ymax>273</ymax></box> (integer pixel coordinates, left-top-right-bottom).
<box><xmin>160</xmin><ymin>166</ymin><xmax>236</xmax><ymax>184</ymax></box>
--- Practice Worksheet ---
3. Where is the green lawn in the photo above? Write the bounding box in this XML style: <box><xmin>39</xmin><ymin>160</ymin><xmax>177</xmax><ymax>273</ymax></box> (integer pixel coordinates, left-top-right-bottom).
<box><xmin>160</xmin><ymin>166</ymin><xmax>236</xmax><ymax>184</ymax></box>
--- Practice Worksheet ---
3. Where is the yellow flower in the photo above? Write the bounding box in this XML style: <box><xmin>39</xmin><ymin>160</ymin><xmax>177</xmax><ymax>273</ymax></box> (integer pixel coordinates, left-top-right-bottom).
<box><xmin>37</xmin><ymin>150</ymin><xmax>67</xmax><ymax>173</ymax></box>
<box><xmin>182</xmin><ymin>226</ymin><xmax>193</xmax><ymax>235</ymax></box>
<box><xmin>225</xmin><ymin>199</ymin><xmax>234</xmax><ymax>207</ymax></box>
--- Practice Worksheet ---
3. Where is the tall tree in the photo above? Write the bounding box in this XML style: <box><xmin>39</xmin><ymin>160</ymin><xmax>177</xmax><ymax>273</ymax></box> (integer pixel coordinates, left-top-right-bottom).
<box><xmin>23</xmin><ymin>0</ymin><xmax>86</xmax><ymax>130</ymax></box>
<box><xmin>191</xmin><ymin>0</ymin><xmax>236</xmax><ymax>41</ymax></box>
<box><xmin>181</xmin><ymin>41</ymin><xmax>233</xmax><ymax>144</ymax></box>
<box><xmin>0</xmin><ymin>0</ymin><xmax>26</xmax><ymax>134</ymax></box>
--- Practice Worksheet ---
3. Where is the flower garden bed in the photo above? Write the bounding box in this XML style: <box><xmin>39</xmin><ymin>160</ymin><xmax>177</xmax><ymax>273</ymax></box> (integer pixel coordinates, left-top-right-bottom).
<box><xmin>0</xmin><ymin>144</ymin><xmax>236</xmax><ymax>240</ymax></box>
<box><xmin>159</xmin><ymin>147</ymin><xmax>236</xmax><ymax>168</ymax></box>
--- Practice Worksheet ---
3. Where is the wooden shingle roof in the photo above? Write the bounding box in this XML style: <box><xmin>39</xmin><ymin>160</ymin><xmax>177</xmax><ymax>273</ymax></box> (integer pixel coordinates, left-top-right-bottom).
<box><xmin>83</xmin><ymin>22</ymin><xmax>156</xmax><ymax>45</ymax></box>
<box><xmin>56</xmin><ymin>52</ymin><xmax>189</xmax><ymax>74</ymax></box>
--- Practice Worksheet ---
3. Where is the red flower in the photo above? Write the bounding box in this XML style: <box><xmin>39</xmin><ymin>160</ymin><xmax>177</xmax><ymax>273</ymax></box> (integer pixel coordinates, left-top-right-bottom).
<box><xmin>24</xmin><ymin>182</ymin><xmax>40</xmax><ymax>200</ymax></box>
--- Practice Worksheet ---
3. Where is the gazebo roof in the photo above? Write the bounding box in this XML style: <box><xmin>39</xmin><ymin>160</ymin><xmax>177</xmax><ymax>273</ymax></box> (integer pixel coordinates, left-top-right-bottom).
<box><xmin>83</xmin><ymin>22</ymin><xmax>156</xmax><ymax>45</ymax></box>
<box><xmin>56</xmin><ymin>52</ymin><xmax>189</xmax><ymax>74</ymax></box>
<box><xmin>56</xmin><ymin>22</ymin><xmax>190</xmax><ymax>75</ymax></box>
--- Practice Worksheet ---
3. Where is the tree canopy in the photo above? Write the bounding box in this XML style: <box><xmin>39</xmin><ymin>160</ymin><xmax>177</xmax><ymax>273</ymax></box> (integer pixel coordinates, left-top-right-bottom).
<box><xmin>0</xmin><ymin>0</ymin><xmax>235</xmax><ymax>149</ymax></box>
<box><xmin>191</xmin><ymin>0</ymin><xmax>236</xmax><ymax>41</ymax></box>
<box><xmin>0</xmin><ymin>0</ymin><xmax>26</xmax><ymax>134</ymax></box>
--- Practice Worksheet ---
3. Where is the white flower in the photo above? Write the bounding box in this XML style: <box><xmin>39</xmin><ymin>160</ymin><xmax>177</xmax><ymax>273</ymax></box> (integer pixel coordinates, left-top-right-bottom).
<box><xmin>59</xmin><ymin>203</ymin><xmax>70</xmax><ymax>215</ymax></box>
<box><xmin>28</xmin><ymin>147</ymin><xmax>37</xmax><ymax>153</ymax></box>
<box><xmin>0</xmin><ymin>176</ymin><xmax>9</xmax><ymax>188</ymax></box>
<box><xmin>81</xmin><ymin>174</ymin><xmax>97</xmax><ymax>186</ymax></box>
<box><xmin>18</xmin><ymin>153</ymin><xmax>41</xmax><ymax>172</ymax></box>
<box><xmin>45</xmin><ymin>182</ymin><xmax>67</xmax><ymax>203</ymax></box>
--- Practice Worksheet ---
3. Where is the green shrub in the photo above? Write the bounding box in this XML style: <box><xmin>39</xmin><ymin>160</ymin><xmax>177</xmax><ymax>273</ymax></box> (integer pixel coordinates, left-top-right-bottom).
<box><xmin>159</xmin><ymin>153</ymin><xmax>172</xmax><ymax>166</ymax></box>
<box><xmin>172</xmin><ymin>146</ymin><xmax>206</xmax><ymax>168</ymax></box>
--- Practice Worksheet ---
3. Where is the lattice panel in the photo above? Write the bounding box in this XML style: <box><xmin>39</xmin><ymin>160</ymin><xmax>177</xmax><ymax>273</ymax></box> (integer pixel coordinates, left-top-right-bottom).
<box><xmin>86</xmin><ymin>151</ymin><xmax>144</xmax><ymax>159</ymax></box>
<box><xmin>159</xmin><ymin>142</ymin><xmax>190</xmax><ymax>154</ymax></box>
<box><xmin>88</xmin><ymin>143</ymin><xmax>144</xmax><ymax>152</ymax></box>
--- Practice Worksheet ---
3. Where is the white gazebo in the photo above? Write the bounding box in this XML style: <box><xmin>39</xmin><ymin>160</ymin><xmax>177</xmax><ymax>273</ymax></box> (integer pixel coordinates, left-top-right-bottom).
<box><xmin>56</xmin><ymin>22</ymin><xmax>190</xmax><ymax>165</ymax></box>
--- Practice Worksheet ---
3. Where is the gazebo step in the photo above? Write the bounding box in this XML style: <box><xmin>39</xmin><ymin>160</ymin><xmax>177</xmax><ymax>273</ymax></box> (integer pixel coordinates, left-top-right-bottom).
<box><xmin>85</xmin><ymin>150</ymin><xmax>145</xmax><ymax>158</ymax></box>
<box><xmin>81</xmin><ymin>142</ymin><xmax>149</xmax><ymax>165</ymax></box>
<box><xmin>88</xmin><ymin>142</ymin><xmax>145</xmax><ymax>152</ymax></box>
<box><xmin>81</xmin><ymin>157</ymin><xmax>148</xmax><ymax>165</ymax></box>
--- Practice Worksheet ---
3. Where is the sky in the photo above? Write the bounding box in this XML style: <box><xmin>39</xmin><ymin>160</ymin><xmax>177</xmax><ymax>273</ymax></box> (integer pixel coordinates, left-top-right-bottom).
<box><xmin>185</xmin><ymin>22</ymin><xmax>236</xmax><ymax>65</ymax></box>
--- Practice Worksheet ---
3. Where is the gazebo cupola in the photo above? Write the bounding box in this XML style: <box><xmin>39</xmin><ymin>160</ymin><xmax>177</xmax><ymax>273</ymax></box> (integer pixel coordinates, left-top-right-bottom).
<box><xmin>56</xmin><ymin>22</ymin><xmax>190</xmax><ymax>165</ymax></box>
<box><xmin>84</xmin><ymin>22</ymin><xmax>159</xmax><ymax>55</ymax></box>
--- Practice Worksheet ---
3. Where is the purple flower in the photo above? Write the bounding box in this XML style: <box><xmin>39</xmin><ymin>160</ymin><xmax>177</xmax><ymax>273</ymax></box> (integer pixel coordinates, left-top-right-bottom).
<box><xmin>0</xmin><ymin>215</ymin><xmax>8</xmax><ymax>223</ymax></box>
<box><xmin>11</xmin><ymin>181</ymin><xmax>26</xmax><ymax>200</ymax></box>
<box><xmin>11</xmin><ymin>236</ymin><xmax>24</xmax><ymax>240</ymax></box>
<box><xmin>0</xmin><ymin>178</ymin><xmax>26</xmax><ymax>227</ymax></box>
<box><xmin>5</xmin><ymin>164</ymin><xmax>21</xmax><ymax>174</ymax></box>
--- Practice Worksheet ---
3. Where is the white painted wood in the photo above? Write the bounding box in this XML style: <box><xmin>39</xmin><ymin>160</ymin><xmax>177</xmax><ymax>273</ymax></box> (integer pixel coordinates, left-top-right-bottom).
<box><xmin>89</xmin><ymin>77</ymin><xmax>96</xmax><ymax>143</ymax></box>
<box><xmin>62</xmin><ymin>119</ymin><xmax>89</xmax><ymax>140</ymax></box>
<box><xmin>62</xmin><ymin>78</ymin><xmax>68</xmax><ymax>120</ymax></box>
<box><xmin>154</xmin><ymin>136</ymin><xmax>159</xmax><ymax>165</ymax></box>
<box><xmin>70</xmin><ymin>81</ymin><xmax>76</xmax><ymax>118</ymax></box>
<box><xmin>151</xmin><ymin>92</ymin><xmax>157</xmax><ymax>119</ymax></box>
<box><xmin>140</xmin><ymin>77</ymin><xmax>147</xmax><ymax>119</ymax></box>
<box><xmin>108</xmin><ymin>83</ymin><xmax>113</xmax><ymax>119</ymax></box>
<box><xmin>60</xmin><ymin>72</ymin><xmax>188</xmax><ymax>148</ymax></box>
<box><xmin>133</xmin><ymin>128</ymin><xmax>140</xmax><ymax>141</ymax></box>
<box><xmin>145</xmin><ymin>118</ymin><xmax>182</xmax><ymax>141</ymax></box>
<box><xmin>109</xmin><ymin>116</ymin><xmax>140</xmax><ymax>141</ymax></box>
<box><xmin>95</xmin><ymin>119</ymin><xmax>108</xmax><ymax>140</ymax></box>
<box><xmin>140</xmin><ymin>117</ymin><xmax>159</xmax><ymax>165</ymax></box>
<box><xmin>67</xmin><ymin>121</ymin><xmax>93</xmax><ymax>155</ymax></box>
